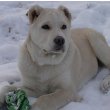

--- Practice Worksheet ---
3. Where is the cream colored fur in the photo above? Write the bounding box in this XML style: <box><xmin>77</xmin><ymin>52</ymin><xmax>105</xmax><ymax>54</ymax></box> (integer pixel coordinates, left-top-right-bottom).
<box><xmin>0</xmin><ymin>5</ymin><xmax>110</xmax><ymax>110</ymax></box>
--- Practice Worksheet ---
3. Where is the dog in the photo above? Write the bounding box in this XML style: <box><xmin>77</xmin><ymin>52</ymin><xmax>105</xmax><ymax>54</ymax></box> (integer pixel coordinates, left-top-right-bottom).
<box><xmin>0</xmin><ymin>5</ymin><xmax>110</xmax><ymax>110</ymax></box>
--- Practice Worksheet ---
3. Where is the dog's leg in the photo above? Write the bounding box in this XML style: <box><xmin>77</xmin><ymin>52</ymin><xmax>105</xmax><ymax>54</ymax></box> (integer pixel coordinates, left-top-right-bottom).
<box><xmin>0</xmin><ymin>84</ymin><xmax>17</xmax><ymax>106</ymax></box>
<box><xmin>87</xmin><ymin>30</ymin><xmax>110</xmax><ymax>93</ymax></box>
<box><xmin>31</xmin><ymin>89</ymin><xmax>82</xmax><ymax>110</ymax></box>
<box><xmin>0</xmin><ymin>82</ymin><xmax>37</xmax><ymax>106</ymax></box>
<box><xmin>87</xmin><ymin>30</ymin><xmax>110</xmax><ymax>69</ymax></box>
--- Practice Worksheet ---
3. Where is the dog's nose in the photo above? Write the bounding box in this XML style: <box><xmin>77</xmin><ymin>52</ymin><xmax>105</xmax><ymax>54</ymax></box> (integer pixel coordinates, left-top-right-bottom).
<box><xmin>54</xmin><ymin>36</ymin><xmax>65</xmax><ymax>46</ymax></box>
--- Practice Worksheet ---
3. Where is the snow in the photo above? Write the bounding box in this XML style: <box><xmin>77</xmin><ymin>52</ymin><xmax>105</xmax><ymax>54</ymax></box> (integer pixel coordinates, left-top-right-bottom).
<box><xmin>0</xmin><ymin>1</ymin><xmax>110</xmax><ymax>110</ymax></box>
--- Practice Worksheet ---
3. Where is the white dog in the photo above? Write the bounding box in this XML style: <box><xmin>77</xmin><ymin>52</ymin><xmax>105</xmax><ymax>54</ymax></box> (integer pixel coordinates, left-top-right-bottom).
<box><xmin>0</xmin><ymin>5</ymin><xmax>110</xmax><ymax>110</ymax></box>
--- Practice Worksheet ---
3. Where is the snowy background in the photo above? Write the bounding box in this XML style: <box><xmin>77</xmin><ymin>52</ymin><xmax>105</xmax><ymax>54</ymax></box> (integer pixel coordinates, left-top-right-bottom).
<box><xmin>0</xmin><ymin>1</ymin><xmax>110</xmax><ymax>110</ymax></box>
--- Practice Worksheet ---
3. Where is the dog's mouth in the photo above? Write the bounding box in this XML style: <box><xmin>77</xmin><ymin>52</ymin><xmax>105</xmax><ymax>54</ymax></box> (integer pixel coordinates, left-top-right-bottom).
<box><xmin>42</xmin><ymin>48</ymin><xmax>64</xmax><ymax>55</ymax></box>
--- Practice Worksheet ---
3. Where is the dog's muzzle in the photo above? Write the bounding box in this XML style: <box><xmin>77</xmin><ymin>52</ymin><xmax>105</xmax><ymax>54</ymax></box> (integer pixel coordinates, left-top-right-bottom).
<box><xmin>42</xmin><ymin>36</ymin><xmax>65</xmax><ymax>55</ymax></box>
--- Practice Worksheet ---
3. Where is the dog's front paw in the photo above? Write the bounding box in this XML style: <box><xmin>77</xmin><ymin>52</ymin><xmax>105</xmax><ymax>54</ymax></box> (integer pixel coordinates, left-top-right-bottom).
<box><xmin>0</xmin><ymin>87</ymin><xmax>7</xmax><ymax>106</ymax></box>
<box><xmin>0</xmin><ymin>85</ymin><xmax>12</xmax><ymax>106</ymax></box>
<box><xmin>100</xmin><ymin>78</ymin><xmax>110</xmax><ymax>93</ymax></box>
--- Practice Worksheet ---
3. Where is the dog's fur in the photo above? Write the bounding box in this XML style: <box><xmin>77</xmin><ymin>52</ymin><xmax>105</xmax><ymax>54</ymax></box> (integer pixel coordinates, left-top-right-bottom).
<box><xmin>0</xmin><ymin>5</ymin><xmax>110</xmax><ymax>110</ymax></box>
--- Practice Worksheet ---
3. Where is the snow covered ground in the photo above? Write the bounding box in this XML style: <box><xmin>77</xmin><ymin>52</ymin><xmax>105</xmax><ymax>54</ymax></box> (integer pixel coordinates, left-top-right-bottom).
<box><xmin>0</xmin><ymin>1</ymin><xmax>110</xmax><ymax>110</ymax></box>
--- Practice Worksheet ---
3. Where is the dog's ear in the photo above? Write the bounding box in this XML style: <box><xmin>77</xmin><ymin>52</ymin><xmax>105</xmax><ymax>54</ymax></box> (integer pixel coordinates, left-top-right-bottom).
<box><xmin>26</xmin><ymin>5</ymin><xmax>43</xmax><ymax>24</ymax></box>
<box><xmin>58</xmin><ymin>6</ymin><xmax>72</xmax><ymax>22</ymax></box>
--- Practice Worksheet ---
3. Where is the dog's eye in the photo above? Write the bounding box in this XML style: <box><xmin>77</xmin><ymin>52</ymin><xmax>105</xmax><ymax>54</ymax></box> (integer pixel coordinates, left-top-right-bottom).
<box><xmin>42</xmin><ymin>24</ymin><xmax>50</xmax><ymax>30</ymax></box>
<box><xmin>61</xmin><ymin>24</ymin><xmax>67</xmax><ymax>30</ymax></box>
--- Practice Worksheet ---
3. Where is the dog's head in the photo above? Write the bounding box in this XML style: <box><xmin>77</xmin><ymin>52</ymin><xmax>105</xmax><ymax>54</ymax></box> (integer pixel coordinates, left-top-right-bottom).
<box><xmin>27</xmin><ymin>5</ymin><xmax>72</xmax><ymax>65</ymax></box>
